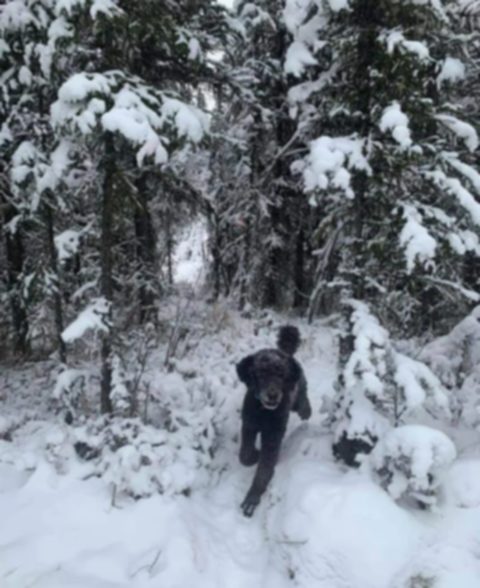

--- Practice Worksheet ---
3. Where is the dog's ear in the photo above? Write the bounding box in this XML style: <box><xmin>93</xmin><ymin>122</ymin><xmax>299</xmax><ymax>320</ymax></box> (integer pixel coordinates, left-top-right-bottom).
<box><xmin>287</xmin><ymin>358</ymin><xmax>301</xmax><ymax>384</ymax></box>
<box><xmin>236</xmin><ymin>355</ymin><xmax>255</xmax><ymax>387</ymax></box>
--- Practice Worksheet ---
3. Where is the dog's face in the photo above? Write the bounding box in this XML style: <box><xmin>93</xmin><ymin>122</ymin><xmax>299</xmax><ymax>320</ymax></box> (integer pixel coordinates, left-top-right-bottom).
<box><xmin>236</xmin><ymin>349</ymin><xmax>301</xmax><ymax>411</ymax></box>
<box><xmin>254</xmin><ymin>352</ymin><xmax>288</xmax><ymax>410</ymax></box>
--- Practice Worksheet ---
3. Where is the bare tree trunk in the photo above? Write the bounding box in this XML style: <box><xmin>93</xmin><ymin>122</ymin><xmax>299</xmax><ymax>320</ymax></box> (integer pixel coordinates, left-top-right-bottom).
<box><xmin>100</xmin><ymin>134</ymin><xmax>115</xmax><ymax>414</ymax></box>
<box><xmin>261</xmin><ymin>22</ymin><xmax>304</xmax><ymax>311</ymax></box>
<box><xmin>1</xmin><ymin>187</ymin><xmax>29</xmax><ymax>355</ymax></box>
<box><xmin>348</xmin><ymin>0</ymin><xmax>378</xmax><ymax>301</ymax></box>
<box><xmin>293</xmin><ymin>229</ymin><xmax>306</xmax><ymax>309</ymax></box>
<box><xmin>133</xmin><ymin>174</ymin><xmax>157</xmax><ymax>322</ymax></box>
<box><xmin>165</xmin><ymin>202</ymin><xmax>173</xmax><ymax>287</ymax></box>
<box><xmin>45</xmin><ymin>198</ymin><xmax>66</xmax><ymax>363</ymax></box>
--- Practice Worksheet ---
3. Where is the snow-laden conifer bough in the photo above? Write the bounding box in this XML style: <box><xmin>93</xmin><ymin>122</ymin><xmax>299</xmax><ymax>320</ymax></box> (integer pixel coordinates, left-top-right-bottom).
<box><xmin>236</xmin><ymin>326</ymin><xmax>312</xmax><ymax>516</ymax></box>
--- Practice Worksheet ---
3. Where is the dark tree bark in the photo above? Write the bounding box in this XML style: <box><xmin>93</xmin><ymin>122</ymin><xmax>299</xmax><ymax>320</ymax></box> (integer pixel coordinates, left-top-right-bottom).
<box><xmin>45</xmin><ymin>198</ymin><xmax>66</xmax><ymax>363</ymax></box>
<box><xmin>293</xmin><ymin>229</ymin><xmax>306</xmax><ymax>309</ymax></box>
<box><xmin>259</xmin><ymin>21</ymin><xmax>308</xmax><ymax>311</ymax></box>
<box><xmin>165</xmin><ymin>204</ymin><xmax>174</xmax><ymax>287</ymax></box>
<box><xmin>348</xmin><ymin>0</ymin><xmax>379</xmax><ymax>301</ymax></box>
<box><xmin>1</xmin><ymin>185</ymin><xmax>29</xmax><ymax>355</ymax></box>
<box><xmin>100</xmin><ymin>134</ymin><xmax>115</xmax><ymax>414</ymax></box>
<box><xmin>133</xmin><ymin>174</ymin><xmax>157</xmax><ymax>322</ymax></box>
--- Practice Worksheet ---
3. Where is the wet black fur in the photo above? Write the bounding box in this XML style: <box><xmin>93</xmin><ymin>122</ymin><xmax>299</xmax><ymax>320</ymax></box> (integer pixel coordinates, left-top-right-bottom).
<box><xmin>236</xmin><ymin>326</ymin><xmax>311</xmax><ymax>517</ymax></box>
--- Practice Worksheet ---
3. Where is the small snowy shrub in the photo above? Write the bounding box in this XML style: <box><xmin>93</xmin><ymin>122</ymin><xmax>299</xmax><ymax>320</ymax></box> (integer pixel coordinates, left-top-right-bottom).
<box><xmin>421</xmin><ymin>305</ymin><xmax>480</xmax><ymax>425</ymax></box>
<box><xmin>71</xmin><ymin>381</ymin><xmax>218</xmax><ymax>499</ymax></box>
<box><xmin>52</xmin><ymin>368</ymin><xmax>92</xmax><ymax>423</ymax></box>
<box><xmin>333</xmin><ymin>301</ymin><xmax>449</xmax><ymax>466</ymax></box>
<box><xmin>371</xmin><ymin>425</ymin><xmax>456</xmax><ymax>507</ymax></box>
<box><xmin>0</xmin><ymin>416</ymin><xmax>13</xmax><ymax>441</ymax></box>
<box><xmin>0</xmin><ymin>415</ymin><xmax>24</xmax><ymax>442</ymax></box>
<box><xmin>333</xmin><ymin>397</ymin><xmax>390</xmax><ymax>466</ymax></box>
<box><xmin>406</xmin><ymin>575</ymin><xmax>436</xmax><ymax>588</ymax></box>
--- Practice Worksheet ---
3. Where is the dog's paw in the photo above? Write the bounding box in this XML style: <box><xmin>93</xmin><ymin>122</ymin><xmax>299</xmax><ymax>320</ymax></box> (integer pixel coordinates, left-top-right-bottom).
<box><xmin>239</xmin><ymin>447</ymin><xmax>260</xmax><ymax>466</ymax></box>
<box><xmin>241</xmin><ymin>493</ymin><xmax>260</xmax><ymax>517</ymax></box>
<box><xmin>298</xmin><ymin>402</ymin><xmax>312</xmax><ymax>421</ymax></box>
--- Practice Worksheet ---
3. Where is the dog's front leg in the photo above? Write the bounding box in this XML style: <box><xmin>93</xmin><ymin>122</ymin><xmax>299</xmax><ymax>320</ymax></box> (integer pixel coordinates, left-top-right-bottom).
<box><xmin>241</xmin><ymin>428</ymin><xmax>284</xmax><ymax>517</ymax></box>
<box><xmin>292</xmin><ymin>372</ymin><xmax>311</xmax><ymax>420</ymax></box>
<box><xmin>239</xmin><ymin>422</ymin><xmax>260</xmax><ymax>466</ymax></box>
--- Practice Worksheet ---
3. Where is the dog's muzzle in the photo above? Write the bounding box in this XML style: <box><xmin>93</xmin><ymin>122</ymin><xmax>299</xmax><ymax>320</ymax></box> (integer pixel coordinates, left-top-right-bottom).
<box><xmin>261</xmin><ymin>401</ymin><xmax>280</xmax><ymax>410</ymax></box>
<box><xmin>259</xmin><ymin>388</ymin><xmax>282</xmax><ymax>410</ymax></box>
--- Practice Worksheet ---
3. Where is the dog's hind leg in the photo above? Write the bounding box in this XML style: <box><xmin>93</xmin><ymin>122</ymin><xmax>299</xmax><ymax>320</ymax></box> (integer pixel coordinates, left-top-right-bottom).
<box><xmin>292</xmin><ymin>372</ymin><xmax>312</xmax><ymax>421</ymax></box>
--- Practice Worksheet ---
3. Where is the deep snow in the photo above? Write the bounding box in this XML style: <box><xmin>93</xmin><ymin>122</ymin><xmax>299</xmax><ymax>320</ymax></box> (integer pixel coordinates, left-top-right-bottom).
<box><xmin>2</xmin><ymin>233</ymin><xmax>480</xmax><ymax>588</ymax></box>
<box><xmin>1</xmin><ymin>307</ymin><xmax>480</xmax><ymax>588</ymax></box>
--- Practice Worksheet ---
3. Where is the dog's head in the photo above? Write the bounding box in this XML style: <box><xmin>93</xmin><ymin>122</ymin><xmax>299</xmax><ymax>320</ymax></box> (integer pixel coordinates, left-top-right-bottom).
<box><xmin>254</xmin><ymin>351</ymin><xmax>288</xmax><ymax>410</ymax></box>
<box><xmin>236</xmin><ymin>350</ymin><xmax>300</xmax><ymax>410</ymax></box>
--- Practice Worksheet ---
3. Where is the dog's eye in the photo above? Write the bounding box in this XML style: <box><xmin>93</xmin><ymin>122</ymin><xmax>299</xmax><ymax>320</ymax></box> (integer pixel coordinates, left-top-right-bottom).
<box><xmin>258</xmin><ymin>355</ymin><xmax>271</xmax><ymax>365</ymax></box>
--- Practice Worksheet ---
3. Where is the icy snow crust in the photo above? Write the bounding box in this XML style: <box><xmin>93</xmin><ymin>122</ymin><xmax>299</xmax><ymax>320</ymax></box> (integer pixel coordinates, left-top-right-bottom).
<box><xmin>2</xmin><ymin>306</ymin><xmax>480</xmax><ymax>587</ymax></box>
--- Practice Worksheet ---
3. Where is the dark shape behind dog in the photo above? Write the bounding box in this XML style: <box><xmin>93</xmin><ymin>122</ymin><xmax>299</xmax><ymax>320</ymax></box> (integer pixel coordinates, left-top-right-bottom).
<box><xmin>236</xmin><ymin>325</ymin><xmax>311</xmax><ymax>517</ymax></box>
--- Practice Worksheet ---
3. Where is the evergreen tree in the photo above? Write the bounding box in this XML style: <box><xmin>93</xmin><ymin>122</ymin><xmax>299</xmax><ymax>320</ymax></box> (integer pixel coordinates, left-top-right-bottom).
<box><xmin>0</xmin><ymin>0</ymin><xmax>78</xmax><ymax>356</ymax></box>
<box><xmin>285</xmin><ymin>0</ymin><xmax>480</xmax><ymax>335</ymax></box>
<box><xmin>207</xmin><ymin>0</ymin><xmax>318</xmax><ymax>310</ymax></box>
<box><xmin>278</xmin><ymin>0</ymin><xmax>480</xmax><ymax>465</ymax></box>
<box><xmin>0</xmin><ymin>0</ymin><xmax>231</xmax><ymax>413</ymax></box>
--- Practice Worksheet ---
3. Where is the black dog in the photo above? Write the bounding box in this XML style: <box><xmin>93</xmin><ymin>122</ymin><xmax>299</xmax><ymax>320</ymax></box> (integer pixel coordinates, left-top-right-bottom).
<box><xmin>236</xmin><ymin>326</ymin><xmax>311</xmax><ymax>517</ymax></box>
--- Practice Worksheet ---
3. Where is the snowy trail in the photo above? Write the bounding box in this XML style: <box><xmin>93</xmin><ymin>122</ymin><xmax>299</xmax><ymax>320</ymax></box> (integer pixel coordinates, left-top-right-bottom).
<box><xmin>2</xmin><ymin>319</ymin><xmax>480</xmax><ymax>588</ymax></box>
<box><xmin>2</xmin><ymin>423</ymin><xmax>480</xmax><ymax>588</ymax></box>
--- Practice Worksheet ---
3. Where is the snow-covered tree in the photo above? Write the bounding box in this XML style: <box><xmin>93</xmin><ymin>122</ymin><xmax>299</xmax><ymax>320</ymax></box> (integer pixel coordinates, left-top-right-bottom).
<box><xmin>371</xmin><ymin>424</ymin><xmax>457</xmax><ymax>507</ymax></box>
<box><xmin>420</xmin><ymin>304</ymin><xmax>480</xmax><ymax>427</ymax></box>
<box><xmin>332</xmin><ymin>300</ymin><xmax>450</xmax><ymax>466</ymax></box>
<box><xmin>206</xmin><ymin>0</ymin><xmax>319</xmax><ymax>310</ymax></box>
<box><xmin>0</xmin><ymin>0</ymin><xmax>233</xmax><ymax>418</ymax></box>
<box><xmin>284</xmin><ymin>0</ymin><xmax>480</xmax><ymax>334</ymax></box>
<box><xmin>0</xmin><ymin>0</ymin><xmax>77</xmax><ymax>355</ymax></box>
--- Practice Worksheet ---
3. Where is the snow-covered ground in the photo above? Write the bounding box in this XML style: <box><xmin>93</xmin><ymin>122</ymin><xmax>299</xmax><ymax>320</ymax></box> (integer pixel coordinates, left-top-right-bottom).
<box><xmin>1</xmin><ymin>230</ymin><xmax>480</xmax><ymax>588</ymax></box>
<box><xmin>2</xmin><ymin>304</ymin><xmax>480</xmax><ymax>588</ymax></box>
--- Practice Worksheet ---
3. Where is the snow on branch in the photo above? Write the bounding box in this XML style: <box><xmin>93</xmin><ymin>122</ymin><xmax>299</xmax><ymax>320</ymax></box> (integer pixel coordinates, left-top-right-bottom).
<box><xmin>303</xmin><ymin>136</ymin><xmax>371</xmax><ymax>199</ymax></box>
<box><xmin>436</xmin><ymin>114</ymin><xmax>479</xmax><ymax>152</ymax></box>
<box><xmin>394</xmin><ymin>353</ymin><xmax>449</xmax><ymax>412</ymax></box>
<box><xmin>283</xmin><ymin>0</ymin><xmax>346</xmax><ymax>75</ymax></box>
<box><xmin>372</xmin><ymin>425</ymin><xmax>456</xmax><ymax>506</ymax></box>
<box><xmin>437</xmin><ymin>57</ymin><xmax>466</xmax><ymax>87</ymax></box>
<box><xmin>37</xmin><ymin>140</ymin><xmax>74</xmax><ymax>194</ymax></box>
<box><xmin>89</xmin><ymin>0</ymin><xmax>120</xmax><ymax>19</ymax></box>
<box><xmin>11</xmin><ymin>141</ymin><xmax>37</xmax><ymax>186</ymax></box>
<box><xmin>399</xmin><ymin>204</ymin><xmax>437</xmax><ymax>273</ymax></box>
<box><xmin>54</xmin><ymin>221</ymin><xmax>92</xmax><ymax>262</ymax></box>
<box><xmin>285</xmin><ymin>41</ymin><xmax>317</xmax><ymax>77</ymax></box>
<box><xmin>61</xmin><ymin>297</ymin><xmax>110</xmax><ymax>343</ymax></box>
<box><xmin>283</xmin><ymin>0</ymin><xmax>337</xmax><ymax>37</ymax></box>
<box><xmin>443</xmin><ymin>154</ymin><xmax>480</xmax><ymax>195</ymax></box>
<box><xmin>10</xmin><ymin>139</ymin><xmax>74</xmax><ymax>211</ymax></box>
<box><xmin>161</xmin><ymin>97</ymin><xmax>209</xmax><ymax>144</ymax></box>
<box><xmin>381</xmin><ymin>30</ymin><xmax>430</xmax><ymax>62</ymax></box>
<box><xmin>54</xmin><ymin>0</ymin><xmax>121</xmax><ymax>19</ymax></box>
<box><xmin>448</xmin><ymin>229</ymin><xmax>480</xmax><ymax>256</ymax></box>
<box><xmin>239</xmin><ymin>3</ymin><xmax>275</xmax><ymax>29</ymax></box>
<box><xmin>51</xmin><ymin>72</ymin><xmax>209</xmax><ymax>165</ymax></box>
<box><xmin>426</xmin><ymin>169</ymin><xmax>480</xmax><ymax>226</ymax></box>
<box><xmin>379</xmin><ymin>102</ymin><xmax>413</xmax><ymax>150</ymax></box>
<box><xmin>0</xmin><ymin>0</ymin><xmax>36</xmax><ymax>32</ymax></box>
